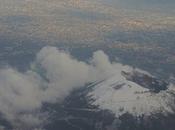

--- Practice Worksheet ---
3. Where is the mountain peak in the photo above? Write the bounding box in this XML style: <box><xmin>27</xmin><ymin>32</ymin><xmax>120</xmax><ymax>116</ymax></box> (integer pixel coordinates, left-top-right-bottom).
<box><xmin>88</xmin><ymin>68</ymin><xmax>175</xmax><ymax>117</ymax></box>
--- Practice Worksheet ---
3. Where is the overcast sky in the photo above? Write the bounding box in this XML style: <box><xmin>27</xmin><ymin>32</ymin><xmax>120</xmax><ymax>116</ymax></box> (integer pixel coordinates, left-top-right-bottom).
<box><xmin>98</xmin><ymin>0</ymin><xmax>175</xmax><ymax>13</ymax></box>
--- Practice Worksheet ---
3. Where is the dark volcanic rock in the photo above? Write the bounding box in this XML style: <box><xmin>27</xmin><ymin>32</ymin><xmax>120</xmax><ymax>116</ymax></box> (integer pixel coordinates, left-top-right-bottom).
<box><xmin>121</xmin><ymin>70</ymin><xmax>168</xmax><ymax>93</ymax></box>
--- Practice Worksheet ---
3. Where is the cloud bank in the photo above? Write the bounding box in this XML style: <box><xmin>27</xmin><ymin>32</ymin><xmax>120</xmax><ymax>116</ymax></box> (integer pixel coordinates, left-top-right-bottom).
<box><xmin>0</xmin><ymin>46</ymin><xmax>132</xmax><ymax>129</ymax></box>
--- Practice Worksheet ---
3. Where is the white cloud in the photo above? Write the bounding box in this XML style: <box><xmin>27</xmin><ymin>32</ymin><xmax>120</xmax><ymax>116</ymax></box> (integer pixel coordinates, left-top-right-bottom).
<box><xmin>35</xmin><ymin>46</ymin><xmax>90</xmax><ymax>103</ymax></box>
<box><xmin>0</xmin><ymin>46</ymin><xmax>132</xmax><ymax>129</ymax></box>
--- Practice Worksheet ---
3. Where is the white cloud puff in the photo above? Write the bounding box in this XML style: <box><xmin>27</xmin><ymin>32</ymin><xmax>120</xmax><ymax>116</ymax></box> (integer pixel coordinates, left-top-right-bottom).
<box><xmin>0</xmin><ymin>46</ymin><xmax>129</xmax><ymax>129</ymax></box>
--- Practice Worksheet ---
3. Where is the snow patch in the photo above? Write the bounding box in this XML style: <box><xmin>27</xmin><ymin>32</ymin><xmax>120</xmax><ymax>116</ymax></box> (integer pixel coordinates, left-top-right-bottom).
<box><xmin>88</xmin><ymin>69</ymin><xmax>175</xmax><ymax>117</ymax></box>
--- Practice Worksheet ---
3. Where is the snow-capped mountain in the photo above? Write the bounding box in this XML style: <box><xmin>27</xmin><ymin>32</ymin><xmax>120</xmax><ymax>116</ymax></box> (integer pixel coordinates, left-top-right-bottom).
<box><xmin>88</xmin><ymin>68</ymin><xmax>175</xmax><ymax>117</ymax></box>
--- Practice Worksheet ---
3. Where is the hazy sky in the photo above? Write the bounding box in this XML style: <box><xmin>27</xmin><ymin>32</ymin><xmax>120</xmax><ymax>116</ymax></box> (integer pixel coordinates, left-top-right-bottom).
<box><xmin>0</xmin><ymin>0</ymin><xmax>175</xmax><ymax>45</ymax></box>
<box><xmin>100</xmin><ymin>0</ymin><xmax>175</xmax><ymax>12</ymax></box>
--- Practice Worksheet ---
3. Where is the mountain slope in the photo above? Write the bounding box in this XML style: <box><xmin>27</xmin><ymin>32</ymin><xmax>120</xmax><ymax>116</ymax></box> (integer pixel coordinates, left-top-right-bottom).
<box><xmin>88</xmin><ymin>69</ymin><xmax>175</xmax><ymax>117</ymax></box>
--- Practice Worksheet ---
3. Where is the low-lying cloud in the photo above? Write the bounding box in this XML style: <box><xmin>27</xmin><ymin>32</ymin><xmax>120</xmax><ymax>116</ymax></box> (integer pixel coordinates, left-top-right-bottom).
<box><xmin>0</xmin><ymin>46</ymin><xmax>131</xmax><ymax>129</ymax></box>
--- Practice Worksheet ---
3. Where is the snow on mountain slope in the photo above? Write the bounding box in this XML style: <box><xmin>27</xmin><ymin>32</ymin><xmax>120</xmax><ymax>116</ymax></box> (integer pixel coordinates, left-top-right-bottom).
<box><xmin>88</xmin><ymin>68</ymin><xmax>175</xmax><ymax>117</ymax></box>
